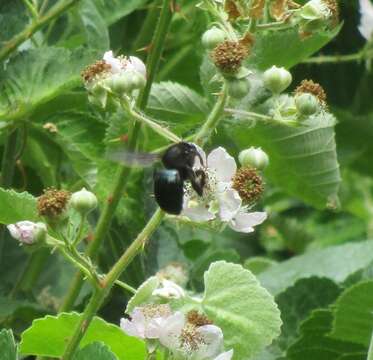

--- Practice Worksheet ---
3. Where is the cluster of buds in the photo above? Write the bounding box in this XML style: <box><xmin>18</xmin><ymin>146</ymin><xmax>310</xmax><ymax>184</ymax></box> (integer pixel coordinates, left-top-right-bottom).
<box><xmin>121</xmin><ymin>304</ymin><xmax>233</xmax><ymax>359</ymax></box>
<box><xmin>81</xmin><ymin>51</ymin><xmax>147</xmax><ymax>107</ymax></box>
<box><xmin>7</xmin><ymin>188</ymin><xmax>97</xmax><ymax>246</ymax></box>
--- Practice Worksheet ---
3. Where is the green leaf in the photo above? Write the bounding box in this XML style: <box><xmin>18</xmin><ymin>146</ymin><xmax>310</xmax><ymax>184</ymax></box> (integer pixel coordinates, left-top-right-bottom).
<box><xmin>244</xmin><ymin>257</ymin><xmax>277</xmax><ymax>275</ymax></box>
<box><xmin>275</xmin><ymin>277</ymin><xmax>341</xmax><ymax>352</ymax></box>
<box><xmin>0</xmin><ymin>47</ymin><xmax>98</xmax><ymax>121</ymax></box>
<box><xmin>286</xmin><ymin>310</ymin><xmax>365</xmax><ymax>360</ymax></box>
<box><xmin>248</xmin><ymin>26</ymin><xmax>342</xmax><ymax>70</ymax></box>
<box><xmin>93</xmin><ymin>0</ymin><xmax>148</xmax><ymax>25</ymax></box>
<box><xmin>258</xmin><ymin>240</ymin><xmax>373</xmax><ymax>295</ymax></box>
<box><xmin>19</xmin><ymin>312</ymin><xmax>147</xmax><ymax>359</ymax></box>
<box><xmin>126</xmin><ymin>276</ymin><xmax>159</xmax><ymax>314</ymax></box>
<box><xmin>74</xmin><ymin>342</ymin><xmax>118</xmax><ymax>360</ymax></box>
<box><xmin>148</xmin><ymin>82</ymin><xmax>209</xmax><ymax>116</ymax></box>
<box><xmin>0</xmin><ymin>188</ymin><xmax>38</xmax><ymax>224</ymax></box>
<box><xmin>0</xmin><ymin>296</ymin><xmax>45</xmax><ymax>320</ymax></box>
<box><xmin>202</xmin><ymin>261</ymin><xmax>282</xmax><ymax>359</ymax></box>
<box><xmin>226</xmin><ymin>111</ymin><xmax>341</xmax><ymax>209</ymax></box>
<box><xmin>0</xmin><ymin>329</ymin><xmax>17</xmax><ymax>360</ymax></box>
<box><xmin>330</xmin><ymin>281</ymin><xmax>373</xmax><ymax>347</ymax></box>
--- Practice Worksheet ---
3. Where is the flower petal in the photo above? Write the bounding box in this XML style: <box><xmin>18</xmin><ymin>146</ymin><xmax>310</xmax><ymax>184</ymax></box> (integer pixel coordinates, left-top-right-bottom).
<box><xmin>207</xmin><ymin>147</ymin><xmax>237</xmax><ymax>182</ymax></box>
<box><xmin>103</xmin><ymin>50</ymin><xmax>122</xmax><ymax>73</ymax></box>
<box><xmin>196</xmin><ymin>325</ymin><xmax>224</xmax><ymax>359</ymax></box>
<box><xmin>152</xmin><ymin>279</ymin><xmax>185</xmax><ymax>299</ymax></box>
<box><xmin>214</xmin><ymin>349</ymin><xmax>234</xmax><ymax>360</ymax></box>
<box><xmin>359</xmin><ymin>0</ymin><xmax>373</xmax><ymax>40</ymax></box>
<box><xmin>193</xmin><ymin>143</ymin><xmax>207</xmax><ymax>169</ymax></box>
<box><xmin>128</xmin><ymin>56</ymin><xmax>147</xmax><ymax>77</ymax></box>
<box><xmin>218</xmin><ymin>189</ymin><xmax>242</xmax><ymax>222</ymax></box>
<box><xmin>120</xmin><ymin>308</ymin><xmax>146</xmax><ymax>339</ymax></box>
<box><xmin>182</xmin><ymin>198</ymin><xmax>216</xmax><ymax>222</ymax></box>
<box><xmin>229</xmin><ymin>211</ymin><xmax>267</xmax><ymax>233</ymax></box>
<box><xmin>158</xmin><ymin>312</ymin><xmax>185</xmax><ymax>350</ymax></box>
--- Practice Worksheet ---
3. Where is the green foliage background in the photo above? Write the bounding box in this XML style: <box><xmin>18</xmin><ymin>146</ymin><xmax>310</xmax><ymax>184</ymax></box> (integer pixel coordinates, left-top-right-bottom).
<box><xmin>1</xmin><ymin>0</ymin><xmax>373</xmax><ymax>359</ymax></box>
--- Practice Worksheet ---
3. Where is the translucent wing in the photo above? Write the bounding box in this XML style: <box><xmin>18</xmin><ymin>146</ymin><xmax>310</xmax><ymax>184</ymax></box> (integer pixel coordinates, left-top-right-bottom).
<box><xmin>107</xmin><ymin>149</ymin><xmax>161</xmax><ymax>167</ymax></box>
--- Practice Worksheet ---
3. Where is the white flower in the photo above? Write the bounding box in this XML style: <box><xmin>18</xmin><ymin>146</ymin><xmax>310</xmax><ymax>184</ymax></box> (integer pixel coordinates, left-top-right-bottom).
<box><xmin>156</xmin><ymin>263</ymin><xmax>189</xmax><ymax>287</ymax></box>
<box><xmin>182</xmin><ymin>147</ymin><xmax>240</xmax><ymax>222</ymax></box>
<box><xmin>182</xmin><ymin>146</ymin><xmax>267</xmax><ymax>233</ymax></box>
<box><xmin>152</xmin><ymin>279</ymin><xmax>185</xmax><ymax>299</ymax></box>
<box><xmin>359</xmin><ymin>0</ymin><xmax>373</xmax><ymax>41</ymax></box>
<box><xmin>214</xmin><ymin>350</ymin><xmax>234</xmax><ymax>360</ymax></box>
<box><xmin>127</xmin><ymin>56</ymin><xmax>147</xmax><ymax>78</ymax></box>
<box><xmin>157</xmin><ymin>311</ymin><xmax>186</xmax><ymax>349</ymax></box>
<box><xmin>120</xmin><ymin>304</ymin><xmax>174</xmax><ymax>340</ymax></box>
<box><xmin>103</xmin><ymin>51</ymin><xmax>147</xmax><ymax>77</ymax></box>
<box><xmin>7</xmin><ymin>221</ymin><xmax>46</xmax><ymax>245</ymax></box>
<box><xmin>103</xmin><ymin>50</ymin><xmax>123</xmax><ymax>74</ymax></box>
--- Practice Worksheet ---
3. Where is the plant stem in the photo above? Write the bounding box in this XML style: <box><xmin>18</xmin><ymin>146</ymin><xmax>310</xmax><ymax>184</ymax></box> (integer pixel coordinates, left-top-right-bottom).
<box><xmin>60</xmin><ymin>85</ymin><xmax>229</xmax><ymax>360</ymax></box>
<box><xmin>59</xmin><ymin>0</ymin><xmax>175</xmax><ymax>312</ymax></box>
<box><xmin>0</xmin><ymin>128</ymin><xmax>20</xmax><ymax>265</ymax></box>
<box><xmin>0</xmin><ymin>0</ymin><xmax>82</xmax><ymax>62</ymax></box>
<box><xmin>302</xmin><ymin>50</ymin><xmax>373</xmax><ymax>64</ymax></box>
<box><xmin>114</xmin><ymin>280</ymin><xmax>136</xmax><ymax>294</ymax></box>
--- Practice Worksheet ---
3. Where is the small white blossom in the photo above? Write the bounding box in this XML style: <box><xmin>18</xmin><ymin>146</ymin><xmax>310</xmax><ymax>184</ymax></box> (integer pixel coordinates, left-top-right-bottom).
<box><xmin>156</xmin><ymin>263</ymin><xmax>189</xmax><ymax>287</ymax></box>
<box><xmin>121</xmin><ymin>304</ymin><xmax>174</xmax><ymax>340</ymax></box>
<box><xmin>359</xmin><ymin>0</ymin><xmax>373</xmax><ymax>41</ymax></box>
<box><xmin>152</xmin><ymin>279</ymin><xmax>185</xmax><ymax>299</ymax></box>
<box><xmin>182</xmin><ymin>146</ymin><xmax>267</xmax><ymax>233</ymax></box>
<box><xmin>7</xmin><ymin>221</ymin><xmax>46</xmax><ymax>245</ymax></box>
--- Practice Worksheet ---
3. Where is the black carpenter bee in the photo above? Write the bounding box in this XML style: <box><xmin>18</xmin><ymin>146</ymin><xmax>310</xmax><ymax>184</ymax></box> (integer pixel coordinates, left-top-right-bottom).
<box><xmin>109</xmin><ymin>142</ymin><xmax>206</xmax><ymax>215</ymax></box>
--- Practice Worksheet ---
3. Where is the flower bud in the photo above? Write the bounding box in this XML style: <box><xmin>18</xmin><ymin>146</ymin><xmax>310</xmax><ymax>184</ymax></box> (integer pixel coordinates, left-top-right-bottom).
<box><xmin>7</xmin><ymin>221</ymin><xmax>47</xmax><ymax>245</ymax></box>
<box><xmin>227</xmin><ymin>77</ymin><xmax>251</xmax><ymax>99</ymax></box>
<box><xmin>202</xmin><ymin>27</ymin><xmax>226</xmax><ymax>49</ymax></box>
<box><xmin>263</xmin><ymin>66</ymin><xmax>292</xmax><ymax>94</ymax></box>
<box><xmin>70</xmin><ymin>188</ymin><xmax>97</xmax><ymax>215</ymax></box>
<box><xmin>239</xmin><ymin>147</ymin><xmax>269</xmax><ymax>170</ymax></box>
<box><xmin>295</xmin><ymin>93</ymin><xmax>319</xmax><ymax>116</ymax></box>
<box><xmin>88</xmin><ymin>82</ymin><xmax>108</xmax><ymax>108</ymax></box>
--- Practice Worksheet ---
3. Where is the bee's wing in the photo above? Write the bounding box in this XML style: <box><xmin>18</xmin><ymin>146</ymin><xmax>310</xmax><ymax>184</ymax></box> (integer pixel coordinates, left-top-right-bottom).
<box><xmin>106</xmin><ymin>149</ymin><xmax>160</xmax><ymax>167</ymax></box>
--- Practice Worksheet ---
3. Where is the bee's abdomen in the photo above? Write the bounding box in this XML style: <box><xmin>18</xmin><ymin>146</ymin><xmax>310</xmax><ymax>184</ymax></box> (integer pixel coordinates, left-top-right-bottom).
<box><xmin>153</xmin><ymin>169</ymin><xmax>184</xmax><ymax>215</ymax></box>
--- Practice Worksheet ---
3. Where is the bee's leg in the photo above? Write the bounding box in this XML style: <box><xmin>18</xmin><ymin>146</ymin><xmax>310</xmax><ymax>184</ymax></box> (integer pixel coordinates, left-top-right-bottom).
<box><xmin>185</xmin><ymin>167</ymin><xmax>205</xmax><ymax>196</ymax></box>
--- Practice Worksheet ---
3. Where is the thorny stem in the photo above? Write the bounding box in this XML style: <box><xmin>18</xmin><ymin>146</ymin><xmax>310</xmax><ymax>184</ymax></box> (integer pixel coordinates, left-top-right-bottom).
<box><xmin>59</xmin><ymin>0</ymin><xmax>175</xmax><ymax>312</ymax></box>
<box><xmin>61</xmin><ymin>86</ymin><xmax>229</xmax><ymax>360</ymax></box>
<box><xmin>0</xmin><ymin>0</ymin><xmax>82</xmax><ymax>62</ymax></box>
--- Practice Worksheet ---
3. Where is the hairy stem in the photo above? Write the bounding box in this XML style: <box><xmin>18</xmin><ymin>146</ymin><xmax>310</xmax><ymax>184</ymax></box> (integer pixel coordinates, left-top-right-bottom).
<box><xmin>61</xmin><ymin>85</ymin><xmax>228</xmax><ymax>360</ymax></box>
<box><xmin>0</xmin><ymin>0</ymin><xmax>82</xmax><ymax>62</ymax></box>
<box><xmin>59</xmin><ymin>0</ymin><xmax>175</xmax><ymax>312</ymax></box>
<box><xmin>302</xmin><ymin>49</ymin><xmax>373</xmax><ymax>64</ymax></box>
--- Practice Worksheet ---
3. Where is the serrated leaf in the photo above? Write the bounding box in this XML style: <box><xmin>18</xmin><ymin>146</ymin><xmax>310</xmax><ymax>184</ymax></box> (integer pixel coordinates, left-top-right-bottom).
<box><xmin>202</xmin><ymin>261</ymin><xmax>282</xmax><ymax>359</ymax></box>
<box><xmin>0</xmin><ymin>329</ymin><xmax>17</xmax><ymax>360</ymax></box>
<box><xmin>286</xmin><ymin>310</ymin><xmax>365</xmax><ymax>360</ymax></box>
<box><xmin>126</xmin><ymin>276</ymin><xmax>159</xmax><ymax>314</ymax></box>
<box><xmin>0</xmin><ymin>188</ymin><xmax>38</xmax><ymax>224</ymax></box>
<box><xmin>0</xmin><ymin>47</ymin><xmax>98</xmax><ymax>121</ymax></box>
<box><xmin>73</xmin><ymin>342</ymin><xmax>118</xmax><ymax>360</ymax></box>
<box><xmin>148</xmin><ymin>82</ymin><xmax>209</xmax><ymax>116</ymax></box>
<box><xmin>93</xmin><ymin>0</ymin><xmax>148</xmax><ymax>25</ymax></box>
<box><xmin>275</xmin><ymin>277</ymin><xmax>341</xmax><ymax>352</ymax></box>
<box><xmin>258</xmin><ymin>240</ymin><xmax>373</xmax><ymax>296</ymax></box>
<box><xmin>248</xmin><ymin>26</ymin><xmax>342</xmax><ymax>70</ymax></box>
<box><xmin>226</xmin><ymin>111</ymin><xmax>341</xmax><ymax>209</ymax></box>
<box><xmin>330</xmin><ymin>281</ymin><xmax>373</xmax><ymax>347</ymax></box>
<box><xmin>19</xmin><ymin>312</ymin><xmax>147</xmax><ymax>359</ymax></box>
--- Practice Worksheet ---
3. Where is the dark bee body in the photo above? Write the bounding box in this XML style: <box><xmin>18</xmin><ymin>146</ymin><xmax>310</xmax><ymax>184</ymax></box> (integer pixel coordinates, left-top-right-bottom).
<box><xmin>155</xmin><ymin>142</ymin><xmax>205</xmax><ymax>214</ymax></box>
<box><xmin>108</xmin><ymin>141</ymin><xmax>206</xmax><ymax>215</ymax></box>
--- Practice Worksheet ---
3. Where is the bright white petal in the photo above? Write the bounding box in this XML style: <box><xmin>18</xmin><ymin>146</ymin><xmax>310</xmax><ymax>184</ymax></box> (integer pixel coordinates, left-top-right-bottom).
<box><xmin>359</xmin><ymin>0</ymin><xmax>373</xmax><ymax>40</ymax></box>
<box><xmin>207</xmin><ymin>147</ymin><xmax>237</xmax><ymax>182</ymax></box>
<box><xmin>182</xmin><ymin>200</ymin><xmax>215</xmax><ymax>222</ymax></box>
<box><xmin>152</xmin><ymin>279</ymin><xmax>185</xmax><ymax>299</ymax></box>
<box><xmin>128</xmin><ymin>56</ymin><xmax>147</xmax><ymax>77</ymax></box>
<box><xmin>120</xmin><ymin>310</ymin><xmax>146</xmax><ymax>339</ymax></box>
<box><xmin>218</xmin><ymin>189</ymin><xmax>241</xmax><ymax>222</ymax></box>
<box><xmin>214</xmin><ymin>349</ymin><xmax>234</xmax><ymax>360</ymax></box>
<box><xmin>7</xmin><ymin>224</ymin><xmax>20</xmax><ymax>240</ymax></box>
<box><xmin>229</xmin><ymin>211</ymin><xmax>267</xmax><ymax>233</ymax></box>
<box><xmin>103</xmin><ymin>50</ymin><xmax>122</xmax><ymax>73</ymax></box>
<box><xmin>158</xmin><ymin>312</ymin><xmax>185</xmax><ymax>350</ymax></box>
<box><xmin>195</xmin><ymin>325</ymin><xmax>224</xmax><ymax>359</ymax></box>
